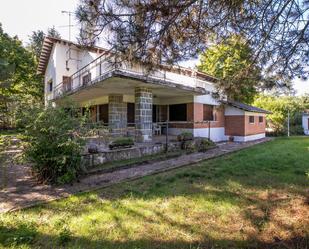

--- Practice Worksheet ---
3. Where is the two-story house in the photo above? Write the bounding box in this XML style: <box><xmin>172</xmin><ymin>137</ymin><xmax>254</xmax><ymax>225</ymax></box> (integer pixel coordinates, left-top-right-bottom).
<box><xmin>38</xmin><ymin>36</ymin><xmax>270</xmax><ymax>142</ymax></box>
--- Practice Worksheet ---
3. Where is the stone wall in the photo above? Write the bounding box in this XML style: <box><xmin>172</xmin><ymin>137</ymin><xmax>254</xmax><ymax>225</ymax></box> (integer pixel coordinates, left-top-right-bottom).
<box><xmin>82</xmin><ymin>142</ymin><xmax>181</xmax><ymax>169</ymax></box>
<box><xmin>135</xmin><ymin>87</ymin><xmax>153</xmax><ymax>142</ymax></box>
<box><xmin>108</xmin><ymin>95</ymin><xmax>127</xmax><ymax>135</ymax></box>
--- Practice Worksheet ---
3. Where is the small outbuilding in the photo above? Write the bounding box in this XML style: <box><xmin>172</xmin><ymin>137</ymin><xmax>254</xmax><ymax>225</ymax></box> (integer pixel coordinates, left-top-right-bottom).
<box><xmin>302</xmin><ymin>111</ymin><xmax>309</xmax><ymax>135</ymax></box>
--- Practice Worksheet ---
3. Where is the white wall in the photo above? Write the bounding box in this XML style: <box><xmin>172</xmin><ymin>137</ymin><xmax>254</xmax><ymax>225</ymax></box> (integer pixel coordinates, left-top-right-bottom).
<box><xmin>302</xmin><ymin>115</ymin><xmax>309</xmax><ymax>135</ymax></box>
<box><xmin>233</xmin><ymin>133</ymin><xmax>265</xmax><ymax>142</ymax></box>
<box><xmin>167</xmin><ymin>127</ymin><xmax>227</xmax><ymax>142</ymax></box>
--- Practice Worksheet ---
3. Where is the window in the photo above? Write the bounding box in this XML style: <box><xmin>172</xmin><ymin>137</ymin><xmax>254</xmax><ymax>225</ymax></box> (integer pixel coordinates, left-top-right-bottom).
<box><xmin>169</xmin><ymin>104</ymin><xmax>187</xmax><ymax>121</ymax></box>
<box><xmin>99</xmin><ymin>104</ymin><xmax>109</xmax><ymax>124</ymax></box>
<box><xmin>249</xmin><ymin>116</ymin><xmax>255</xmax><ymax>124</ymax></box>
<box><xmin>259</xmin><ymin>116</ymin><xmax>263</xmax><ymax>123</ymax></box>
<box><xmin>127</xmin><ymin>103</ymin><xmax>135</xmax><ymax>126</ymax></box>
<box><xmin>82</xmin><ymin>73</ymin><xmax>91</xmax><ymax>85</ymax></box>
<box><xmin>62</xmin><ymin>76</ymin><xmax>72</xmax><ymax>92</ymax></box>
<box><xmin>48</xmin><ymin>79</ymin><xmax>53</xmax><ymax>92</ymax></box>
<box><xmin>203</xmin><ymin>105</ymin><xmax>215</xmax><ymax>121</ymax></box>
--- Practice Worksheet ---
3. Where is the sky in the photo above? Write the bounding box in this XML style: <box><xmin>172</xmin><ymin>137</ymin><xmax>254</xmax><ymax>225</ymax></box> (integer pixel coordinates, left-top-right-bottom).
<box><xmin>1</xmin><ymin>0</ymin><xmax>309</xmax><ymax>96</ymax></box>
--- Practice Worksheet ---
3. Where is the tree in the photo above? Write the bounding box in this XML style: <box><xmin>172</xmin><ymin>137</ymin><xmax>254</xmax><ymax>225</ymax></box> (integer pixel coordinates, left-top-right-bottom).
<box><xmin>28</xmin><ymin>27</ymin><xmax>61</xmax><ymax>60</ymax></box>
<box><xmin>197</xmin><ymin>36</ymin><xmax>261</xmax><ymax>103</ymax></box>
<box><xmin>0</xmin><ymin>23</ymin><xmax>43</xmax><ymax>128</ymax></box>
<box><xmin>253</xmin><ymin>94</ymin><xmax>309</xmax><ymax>135</ymax></box>
<box><xmin>75</xmin><ymin>0</ymin><xmax>309</xmax><ymax>88</ymax></box>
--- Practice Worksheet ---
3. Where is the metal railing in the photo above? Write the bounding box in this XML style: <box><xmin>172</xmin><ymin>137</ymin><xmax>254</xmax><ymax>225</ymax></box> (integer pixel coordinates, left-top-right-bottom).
<box><xmin>52</xmin><ymin>53</ymin><xmax>210</xmax><ymax>100</ymax></box>
<box><xmin>80</xmin><ymin>120</ymin><xmax>213</xmax><ymax>152</ymax></box>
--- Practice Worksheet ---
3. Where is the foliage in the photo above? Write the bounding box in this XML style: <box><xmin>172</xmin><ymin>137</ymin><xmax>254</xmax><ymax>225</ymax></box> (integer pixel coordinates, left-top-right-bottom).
<box><xmin>182</xmin><ymin>138</ymin><xmax>215</xmax><ymax>152</ymax></box>
<box><xmin>198</xmin><ymin>36</ymin><xmax>262</xmax><ymax>103</ymax></box>
<box><xmin>0</xmin><ymin>23</ymin><xmax>43</xmax><ymax>129</ymax></box>
<box><xmin>253</xmin><ymin>94</ymin><xmax>309</xmax><ymax>135</ymax></box>
<box><xmin>1</xmin><ymin>137</ymin><xmax>309</xmax><ymax>248</ymax></box>
<box><xmin>109</xmin><ymin>137</ymin><xmax>134</xmax><ymax>149</ymax></box>
<box><xmin>198</xmin><ymin>138</ymin><xmax>215</xmax><ymax>152</ymax></box>
<box><xmin>24</xmin><ymin>105</ymin><xmax>86</xmax><ymax>184</ymax></box>
<box><xmin>177</xmin><ymin>132</ymin><xmax>193</xmax><ymax>142</ymax></box>
<box><xmin>76</xmin><ymin>0</ymin><xmax>309</xmax><ymax>83</ymax></box>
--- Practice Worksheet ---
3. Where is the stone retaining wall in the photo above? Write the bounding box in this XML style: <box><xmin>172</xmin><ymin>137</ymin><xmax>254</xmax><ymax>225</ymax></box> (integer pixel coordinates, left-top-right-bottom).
<box><xmin>82</xmin><ymin>142</ymin><xmax>181</xmax><ymax>169</ymax></box>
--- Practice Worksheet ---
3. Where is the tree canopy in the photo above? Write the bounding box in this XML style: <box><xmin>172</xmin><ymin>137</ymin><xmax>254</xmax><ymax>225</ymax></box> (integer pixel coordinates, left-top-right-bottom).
<box><xmin>197</xmin><ymin>36</ymin><xmax>262</xmax><ymax>103</ymax></box>
<box><xmin>0</xmin><ymin>23</ymin><xmax>43</xmax><ymax>128</ymax></box>
<box><xmin>76</xmin><ymin>0</ymin><xmax>309</xmax><ymax>89</ymax></box>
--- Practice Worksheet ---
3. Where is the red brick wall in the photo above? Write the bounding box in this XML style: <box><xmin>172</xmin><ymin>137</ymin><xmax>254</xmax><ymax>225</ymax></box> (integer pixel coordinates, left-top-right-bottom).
<box><xmin>225</xmin><ymin>114</ymin><xmax>266</xmax><ymax>136</ymax></box>
<box><xmin>225</xmin><ymin>115</ymin><xmax>245</xmax><ymax>136</ymax></box>
<box><xmin>244</xmin><ymin>115</ymin><xmax>266</xmax><ymax>135</ymax></box>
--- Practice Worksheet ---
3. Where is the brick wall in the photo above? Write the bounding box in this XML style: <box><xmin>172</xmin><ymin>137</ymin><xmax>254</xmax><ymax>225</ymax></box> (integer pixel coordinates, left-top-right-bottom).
<box><xmin>225</xmin><ymin>115</ymin><xmax>245</xmax><ymax>136</ymax></box>
<box><xmin>225</xmin><ymin>114</ymin><xmax>266</xmax><ymax>136</ymax></box>
<box><xmin>244</xmin><ymin>115</ymin><xmax>266</xmax><ymax>135</ymax></box>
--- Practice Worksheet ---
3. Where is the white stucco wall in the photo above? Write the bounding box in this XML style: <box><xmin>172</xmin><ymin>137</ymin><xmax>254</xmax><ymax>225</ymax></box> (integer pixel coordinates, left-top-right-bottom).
<box><xmin>302</xmin><ymin>114</ymin><xmax>309</xmax><ymax>135</ymax></box>
<box><xmin>233</xmin><ymin>133</ymin><xmax>265</xmax><ymax>142</ymax></box>
<box><xmin>167</xmin><ymin>127</ymin><xmax>227</xmax><ymax>142</ymax></box>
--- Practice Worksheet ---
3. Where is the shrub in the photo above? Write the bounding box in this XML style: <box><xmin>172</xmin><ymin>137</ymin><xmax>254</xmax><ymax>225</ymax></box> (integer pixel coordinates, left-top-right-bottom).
<box><xmin>177</xmin><ymin>132</ymin><xmax>193</xmax><ymax>142</ymax></box>
<box><xmin>109</xmin><ymin>137</ymin><xmax>134</xmax><ymax>149</ymax></box>
<box><xmin>25</xmin><ymin>105</ymin><xmax>86</xmax><ymax>184</ymax></box>
<box><xmin>198</xmin><ymin>138</ymin><xmax>216</xmax><ymax>152</ymax></box>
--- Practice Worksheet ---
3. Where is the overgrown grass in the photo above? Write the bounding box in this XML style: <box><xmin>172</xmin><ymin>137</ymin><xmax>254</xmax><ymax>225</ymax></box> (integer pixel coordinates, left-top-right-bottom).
<box><xmin>0</xmin><ymin>137</ymin><xmax>308</xmax><ymax>249</ymax></box>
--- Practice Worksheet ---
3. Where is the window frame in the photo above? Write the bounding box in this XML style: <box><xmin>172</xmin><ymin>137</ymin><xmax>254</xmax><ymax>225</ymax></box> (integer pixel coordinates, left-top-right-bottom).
<box><xmin>203</xmin><ymin>104</ymin><xmax>216</xmax><ymax>121</ymax></box>
<box><xmin>249</xmin><ymin>115</ymin><xmax>255</xmax><ymax>124</ymax></box>
<box><xmin>48</xmin><ymin>79</ymin><xmax>53</xmax><ymax>92</ymax></box>
<box><xmin>259</xmin><ymin>116</ymin><xmax>264</xmax><ymax>123</ymax></box>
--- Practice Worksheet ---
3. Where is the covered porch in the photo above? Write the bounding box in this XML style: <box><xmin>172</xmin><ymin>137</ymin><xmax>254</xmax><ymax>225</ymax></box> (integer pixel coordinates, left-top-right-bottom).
<box><xmin>55</xmin><ymin>76</ymin><xmax>206</xmax><ymax>142</ymax></box>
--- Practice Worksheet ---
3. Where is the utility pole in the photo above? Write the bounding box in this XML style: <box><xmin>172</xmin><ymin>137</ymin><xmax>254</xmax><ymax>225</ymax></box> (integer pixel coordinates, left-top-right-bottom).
<box><xmin>287</xmin><ymin>109</ymin><xmax>290</xmax><ymax>137</ymax></box>
<box><xmin>61</xmin><ymin>11</ymin><xmax>74</xmax><ymax>41</ymax></box>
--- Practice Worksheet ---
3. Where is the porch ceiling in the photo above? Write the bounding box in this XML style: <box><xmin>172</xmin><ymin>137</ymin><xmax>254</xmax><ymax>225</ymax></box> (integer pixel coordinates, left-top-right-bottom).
<box><xmin>57</xmin><ymin>75</ymin><xmax>205</xmax><ymax>103</ymax></box>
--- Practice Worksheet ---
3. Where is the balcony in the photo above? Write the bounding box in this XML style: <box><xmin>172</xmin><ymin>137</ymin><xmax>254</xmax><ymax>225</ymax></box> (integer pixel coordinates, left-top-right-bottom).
<box><xmin>52</xmin><ymin>54</ymin><xmax>213</xmax><ymax>101</ymax></box>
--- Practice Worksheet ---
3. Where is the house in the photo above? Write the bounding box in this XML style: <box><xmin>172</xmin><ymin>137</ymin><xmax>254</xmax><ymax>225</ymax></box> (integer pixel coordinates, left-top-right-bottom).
<box><xmin>38</xmin><ymin>36</ymin><xmax>271</xmax><ymax>143</ymax></box>
<box><xmin>302</xmin><ymin>111</ymin><xmax>309</xmax><ymax>135</ymax></box>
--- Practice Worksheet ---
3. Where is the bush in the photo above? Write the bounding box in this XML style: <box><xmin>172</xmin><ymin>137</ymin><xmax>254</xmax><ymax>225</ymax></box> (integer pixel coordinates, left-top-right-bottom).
<box><xmin>109</xmin><ymin>137</ymin><xmax>134</xmax><ymax>149</ymax></box>
<box><xmin>182</xmin><ymin>138</ymin><xmax>215</xmax><ymax>152</ymax></box>
<box><xmin>25</xmin><ymin>105</ymin><xmax>85</xmax><ymax>184</ymax></box>
<box><xmin>177</xmin><ymin>132</ymin><xmax>193</xmax><ymax>142</ymax></box>
<box><xmin>198</xmin><ymin>138</ymin><xmax>216</xmax><ymax>152</ymax></box>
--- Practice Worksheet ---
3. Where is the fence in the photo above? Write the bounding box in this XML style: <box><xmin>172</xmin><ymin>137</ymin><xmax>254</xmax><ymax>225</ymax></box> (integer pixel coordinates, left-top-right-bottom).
<box><xmin>80</xmin><ymin>120</ymin><xmax>212</xmax><ymax>152</ymax></box>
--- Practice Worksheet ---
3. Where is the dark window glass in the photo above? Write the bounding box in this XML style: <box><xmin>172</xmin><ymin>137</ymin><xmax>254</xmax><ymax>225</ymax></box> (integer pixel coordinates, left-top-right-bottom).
<box><xmin>99</xmin><ymin>104</ymin><xmax>109</xmax><ymax>124</ymax></box>
<box><xmin>203</xmin><ymin>105</ymin><xmax>214</xmax><ymax>121</ymax></box>
<box><xmin>249</xmin><ymin>116</ymin><xmax>255</xmax><ymax>124</ymax></box>
<box><xmin>127</xmin><ymin>103</ymin><xmax>135</xmax><ymax>126</ymax></box>
<box><xmin>82</xmin><ymin>73</ymin><xmax>91</xmax><ymax>85</ymax></box>
<box><xmin>169</xmin><ymin>104</ymin><xmax>187</xmax><ymax>121</ymax></box>
<box><xmin>48</xmin><ymin>80</ymin><xmax>53</xmax><ymax>92</ymax></box>
<box><xmin>259</xmin><ymin>116</ymin><xmax>263</xmax><ymax>123</ymax></box>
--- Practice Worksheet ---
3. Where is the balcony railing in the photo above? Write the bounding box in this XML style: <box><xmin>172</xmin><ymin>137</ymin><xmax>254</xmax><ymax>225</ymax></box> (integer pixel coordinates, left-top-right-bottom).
<box><xmin>52</xmin><ymin>53</ymin><xmax>210</xmax><ymax>100</ymax></box>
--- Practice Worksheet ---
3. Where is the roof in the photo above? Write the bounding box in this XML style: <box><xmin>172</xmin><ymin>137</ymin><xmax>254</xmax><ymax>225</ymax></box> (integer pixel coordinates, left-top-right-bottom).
<box><xmin>37</xmin><ymin>36</ymin><xmax>108</xmax><ymax>75</ymax></box>
<box><xmin>37</xmin><ymin>37</ymin><xmax>217</xmax><ymax>83</ymax></box>
<box><xmin>222</xmin><ymin>100</ymin><xmax>272</xmax><ymax>114</ymax></box>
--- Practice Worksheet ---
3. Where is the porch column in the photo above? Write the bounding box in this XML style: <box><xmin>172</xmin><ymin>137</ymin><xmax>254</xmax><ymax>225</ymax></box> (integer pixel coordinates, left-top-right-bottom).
<box><xmin>135</xmin><ymin>87</ymin><xmax>153</xmax><ymax>142</ymax></box>
<box><xmin>108</xmin><ymin>94</ymin><xmax>127</xmax><ymax>136</ymax></box>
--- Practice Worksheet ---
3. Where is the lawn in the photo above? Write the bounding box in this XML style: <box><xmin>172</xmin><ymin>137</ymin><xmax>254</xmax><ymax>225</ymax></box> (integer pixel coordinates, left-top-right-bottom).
<box><xmin>0</xmin><ymin>137</ymin><xmax>308</xmax><ymax>249</ymax></box>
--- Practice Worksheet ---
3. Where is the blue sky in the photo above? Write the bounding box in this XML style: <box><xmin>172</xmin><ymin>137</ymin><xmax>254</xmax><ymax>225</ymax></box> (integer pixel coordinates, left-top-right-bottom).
<box><xmin>1</xmin><ymin>0</ymin><xmax>308</xmax><ymax>95</ymax></box>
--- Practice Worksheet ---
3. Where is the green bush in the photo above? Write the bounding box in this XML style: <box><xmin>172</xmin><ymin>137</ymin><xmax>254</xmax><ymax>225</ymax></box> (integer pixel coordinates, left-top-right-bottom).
<box><xmin>109</xmin><ymin>137</ymin><xmax>134</xmax><ymax>149</ymax></box>
<box><xmin>198</xmin><ymin>138</ymin><xmax>216</xmax><ymax>152</ymax></box>
<box><xmin>25</xmin><ymin>105</ymin><xmax>86</xmax><ymax>184</ymax></box>
<box><xmin>177</xmin><ymin>132</ymin><xmax>193</xmax><ymax>142</ymax></box>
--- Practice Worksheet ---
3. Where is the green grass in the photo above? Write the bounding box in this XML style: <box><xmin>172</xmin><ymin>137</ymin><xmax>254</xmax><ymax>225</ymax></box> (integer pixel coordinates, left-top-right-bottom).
<box><xmin>1</xmin><ymin>137</ymin><xmax>309</xmax><ymax>249</ymax></box>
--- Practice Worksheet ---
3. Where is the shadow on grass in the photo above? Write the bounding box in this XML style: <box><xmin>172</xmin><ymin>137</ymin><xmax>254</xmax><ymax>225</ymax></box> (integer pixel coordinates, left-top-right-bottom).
<box><xmin>0</xmin><ymin>223</ymin><xmax>308</xmax><ymax>249</ymax></box>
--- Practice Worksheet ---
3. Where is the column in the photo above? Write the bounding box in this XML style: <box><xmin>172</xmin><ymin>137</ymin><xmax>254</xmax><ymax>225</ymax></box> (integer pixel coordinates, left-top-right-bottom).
<box><xmin>108</xmin><ymin>95</ymin><xmax>127</xmax><ymax>136</ymax></box>
<box><xmin>135</xmin><ymin>87</ymin><xmax>153</xmax><ymax>142</ymax></box>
